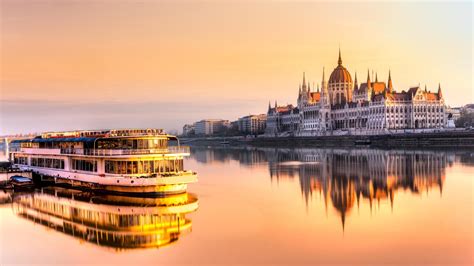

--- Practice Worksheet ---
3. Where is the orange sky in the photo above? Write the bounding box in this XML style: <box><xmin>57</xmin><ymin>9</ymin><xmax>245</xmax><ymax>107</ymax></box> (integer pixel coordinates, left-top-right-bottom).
<box><xmin>0</xmin><ymin>1</ymin><xmax>472</xmax><ymax>134</ymax></box>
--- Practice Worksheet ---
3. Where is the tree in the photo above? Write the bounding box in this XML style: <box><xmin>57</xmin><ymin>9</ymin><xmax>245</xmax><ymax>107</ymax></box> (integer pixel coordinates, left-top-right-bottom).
<box><xmin>455</xmin><ymin>111</ymin><xmax>474</xmax><ymax>128</ymax></box>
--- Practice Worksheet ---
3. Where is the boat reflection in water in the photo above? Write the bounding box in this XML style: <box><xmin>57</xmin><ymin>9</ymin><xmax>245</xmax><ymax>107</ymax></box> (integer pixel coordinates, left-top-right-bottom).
<box><xmin>193</xmin><ymin>147</ymin><xmax>457</xmax><ymax>229</ymax></box>
<box><xmin>11</xmin><ymin>187</ymin><xmax>198</xmax><ymax>250</ymax></box>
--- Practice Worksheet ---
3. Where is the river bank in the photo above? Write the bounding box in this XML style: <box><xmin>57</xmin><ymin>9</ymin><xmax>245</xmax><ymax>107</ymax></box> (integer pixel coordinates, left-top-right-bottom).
<box><xmin>181</xmin><ymin>130</ymin><xmax>474</xmax><ymax>149</ymax></box>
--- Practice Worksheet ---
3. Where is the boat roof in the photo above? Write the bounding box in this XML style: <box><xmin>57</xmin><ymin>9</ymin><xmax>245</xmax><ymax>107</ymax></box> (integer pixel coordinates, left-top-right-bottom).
<box><xmin>11</xmin><ymin>135</ymin><xmax>179</xmax><ymax>144</ymax></box>
<box><xmin>10</xmin><ymin>176</ymin><xmax>32</xmax><ymax>182</ymax></box>
<box><xmin>11</xmin><ymin>137</ymin><xmax>96</xmax><ymax>144</ymax></box>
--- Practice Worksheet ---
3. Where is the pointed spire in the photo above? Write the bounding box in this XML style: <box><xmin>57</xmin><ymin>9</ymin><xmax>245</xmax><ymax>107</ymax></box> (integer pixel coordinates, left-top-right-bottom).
<box><xmin>366</xmin><ymin>69</ymin><xmax>371</xmax><ymax>89</ymax></box>
<box><xmin>317</xmin><ymin>83</ymin><xmax>320</xmax><ymax>93</ymax></box>
<box><xmin>274</xmin><ymin>100</ymin><xmax>277</xmax><ymax>108</ymax></box>
<box><xmin>338</xmin><ymin>47</ymin><xmax>342</xmax><ymax>66</ymax></box>
<box><xmin>375</xmin><ymin>72</ymin><xmax>378</xmax><ymax>83</ymax></box>
<box><xmin>388</xmin><ymin>70</ymin><xmax>393</xmax><ymax>92</ymax></box>
<box><xmin>353</xmin><ymin>72</ymin><xmax>358</xmax><ymax>90</ymax></box>
<box><xmin>438</xmin><ymin>83</ymin><xmax>443</xmax><ymax>99</ymax></box>
<box><xmin>322</xmin><ymin>67</ymin><xmax>326</xmax><ymax>83</ymax></box>
<box><xmin>424</xmin><ymin>84</ymin><xmax>427</xmax><ymax>92</ymax></box>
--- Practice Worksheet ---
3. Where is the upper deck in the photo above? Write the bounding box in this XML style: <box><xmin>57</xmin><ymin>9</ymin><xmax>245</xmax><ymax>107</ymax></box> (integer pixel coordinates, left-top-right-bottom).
<box><xmin>10</xmin><ymin>128</ymin><xmax>190</xmax><ymax>157</ymax></box>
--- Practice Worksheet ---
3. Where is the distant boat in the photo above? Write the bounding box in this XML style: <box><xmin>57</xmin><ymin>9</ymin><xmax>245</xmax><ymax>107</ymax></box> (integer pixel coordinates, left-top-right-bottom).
<box><xmin>9</xmin><ymin>175</ymin><xmax>34</xmax><ymax>189</ymax></box>
<box><xmin>354</xmin><ymin>139</ymin><xmax>371</xmax><ymax>145</ymax></box>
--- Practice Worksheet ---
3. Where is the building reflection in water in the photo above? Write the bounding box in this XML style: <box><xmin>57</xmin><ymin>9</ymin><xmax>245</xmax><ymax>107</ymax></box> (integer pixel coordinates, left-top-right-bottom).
<box><xmin>268</xmin><ymin>149</ymin><xmax>448</xmax><ymax>229</ymax></box>
<box><xmin>191</xmin><ymin>147</ymin><xmax>472</xmax><ymax>229</ymax></box>
<box><xmin>10</xmin><ymin>187</ymin><xmax>198</xmax><ymax>250</ymax></box>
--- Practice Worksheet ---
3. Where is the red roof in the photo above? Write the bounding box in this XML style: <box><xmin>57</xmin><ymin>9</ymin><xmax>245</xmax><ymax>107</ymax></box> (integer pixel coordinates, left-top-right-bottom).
<box><xmin>310</xmin><ymin>92</ymin><xmax>321</xmax><ymax>102</ymax></box>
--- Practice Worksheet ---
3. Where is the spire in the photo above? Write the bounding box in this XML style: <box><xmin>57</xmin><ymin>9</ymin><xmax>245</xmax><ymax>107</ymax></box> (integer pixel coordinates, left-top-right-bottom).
<box><xmin>274</xmin><ymin>100</ymin><xmax>277</xmax><ymax>108</ymax></box>
<box><xmin>317</xmin><ymin>83</ymin><xmax>320</xmax><ymax>93</ymax></box>
<box><xmin>388</xmin><ymin>70</ymin><xmax>393</xmax><ymax>92</ymax></box>
<box><xmin>322</xmin><ymin>67</ymin><xmax>326</xmax><ymax>83</ymax></box>
<box><xmin>338</xmin><ymin>47</ymin><xmax>342</xmax><ymax>66</ymax></box>
<box><xmin>424</xmin><ymin>84</ymin><xmax>427</xmax><ymax>92</ymax></box>
<box><xmin>353</xmin><ymin>72</ymin><xmax>358</xmax><ymax>90</ymax></box>
<box><xmin>438</xmin><ymin>83</ymin><xmax>443</xmax><ymax>99</ymax></box>
<box><xmin>268</xmin><ymin>101</ymin><xmax>271</xmax><ymax>112</ymax></box>
<box><xmin>366</xmin><ymin>69</ymin><xmax>371</xmax><ymax>89</ymax></box>
<box><xmin>375</xmin><ymin>72</ymin><xmax>378</xmax><ymax>82</ymax></box>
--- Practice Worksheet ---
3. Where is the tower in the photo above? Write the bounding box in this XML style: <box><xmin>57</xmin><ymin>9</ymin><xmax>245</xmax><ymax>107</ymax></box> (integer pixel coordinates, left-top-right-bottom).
<box><xmin>387</xmin><ymin>70</ymin><xmax>393</xmax><ymax>93</ymax></box>
<box><xmin>328</xmin><ymin>49</ymin><xmax>353</xmax><ymax>105</ymax></box>
<box><xmin>438</xmin><ymin>83</ymin><xmax>443</xmax><ymax>99</ymax></box>
<box><xmin>366</xmin><ymin>69</ymin><xmax>372</xmax><ymax>101</ymax></box>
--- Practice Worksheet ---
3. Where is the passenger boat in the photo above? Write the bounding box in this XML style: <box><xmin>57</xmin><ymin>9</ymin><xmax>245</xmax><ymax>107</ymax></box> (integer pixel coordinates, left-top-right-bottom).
<box><xmin>10</xmin><ymin>129</ymin><xmax>197</xmax><ymax>195</ymax></box>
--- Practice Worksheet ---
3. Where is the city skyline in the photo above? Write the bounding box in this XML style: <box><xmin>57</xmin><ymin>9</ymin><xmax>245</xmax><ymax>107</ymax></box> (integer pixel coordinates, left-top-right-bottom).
<box><xmin>1</xmin><ymin>1</ymin><xmax>472</xmax><ymax>135</ymax></box>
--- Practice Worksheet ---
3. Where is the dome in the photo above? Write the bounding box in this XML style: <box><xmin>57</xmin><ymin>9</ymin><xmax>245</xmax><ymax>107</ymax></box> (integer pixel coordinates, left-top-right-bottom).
<box><xmin>328</xmin><ymin>50</ymin><xmax>352</xmax><ymax>84</ymax></box>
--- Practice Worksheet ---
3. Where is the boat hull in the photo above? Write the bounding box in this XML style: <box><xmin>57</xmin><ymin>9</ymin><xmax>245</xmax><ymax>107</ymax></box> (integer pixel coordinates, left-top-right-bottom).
<box><xmin>30</xmin><ymin>170</ymin><xmax>197</xmax><ymax>196</ymax></box>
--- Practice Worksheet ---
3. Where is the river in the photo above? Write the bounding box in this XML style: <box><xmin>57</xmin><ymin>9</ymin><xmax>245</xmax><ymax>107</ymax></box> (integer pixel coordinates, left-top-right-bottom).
<box><xmin>0</xmin><ymin>147</ymin><xmax>473</xmax><ymax>265</ymax></box>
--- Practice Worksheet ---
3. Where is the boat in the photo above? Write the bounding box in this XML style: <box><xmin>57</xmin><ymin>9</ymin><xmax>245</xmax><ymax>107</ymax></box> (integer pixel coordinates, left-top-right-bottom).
<box><xmin>10</xmin><ymin>129</ymin><xmax>197</xmax><ymax>195</ymax></box>
<box><xmin>354</xmin><ymin>139</ymin><xmax>371</xmax><ymax>145</ymax></box>
<box><xmin>9</xmin><ymin>175</ymin><xmax>34</xmax><ymax>189</ymax></box>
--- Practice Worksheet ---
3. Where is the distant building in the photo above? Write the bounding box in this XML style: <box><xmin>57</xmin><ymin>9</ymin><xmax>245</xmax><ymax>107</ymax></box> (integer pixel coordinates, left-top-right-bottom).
<box><xmin>182</xmin><ymin>124</ymin><xmax>195</xmax><ymax>136</ymax></box>
<box><xmin>265</xmin><ymin>49</ymin><xmax>446</xmax><ymax>136</ymax></box>
<box><xmin>265</xmin><ymin>103</ymin><xmax>300</xmax><ymax>136</ymax></box>
<box><xmin>462</xmin><ymin>104</ymin><xmax>474</xmax><ymax>114</ymax></box>
<box><xmin>238</xmin><ymin>114</ymin><xmax>267</xmax><ymax>135</ymax></box>
<box><xmin>194</xmin><ymin>119</ymin><xmax>230</xmax><ymax>135</ymax></box>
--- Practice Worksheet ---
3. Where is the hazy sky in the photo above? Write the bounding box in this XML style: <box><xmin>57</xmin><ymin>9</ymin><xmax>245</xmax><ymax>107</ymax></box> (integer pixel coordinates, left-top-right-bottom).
<box><xmin>1</xmin><ymin>1</ymin><xmax>472</xmax><ymax>135</ymax></box>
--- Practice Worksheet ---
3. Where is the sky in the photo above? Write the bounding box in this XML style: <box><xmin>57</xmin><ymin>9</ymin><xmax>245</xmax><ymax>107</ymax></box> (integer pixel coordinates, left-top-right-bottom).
<box><xmin>0</xmin><ymin>0</ymin><xmax>473</xmax><ymax>135</ymax></box>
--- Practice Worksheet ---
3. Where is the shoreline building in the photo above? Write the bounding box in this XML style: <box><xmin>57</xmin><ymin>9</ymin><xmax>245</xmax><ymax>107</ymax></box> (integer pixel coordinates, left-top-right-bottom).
<box><xmin>194</xmin><ymin>119</ymin><xmax>230</xmax><ymax>136</ymax></box>
<box><xmin>237</xmin><ymin>114</ymin><xmax>267</xmax><ymax>135</ymax></box>
<box><xmin>265</xmin><ymin>50</ymin><xmax>446</xmax><ymax>136</ymax></box>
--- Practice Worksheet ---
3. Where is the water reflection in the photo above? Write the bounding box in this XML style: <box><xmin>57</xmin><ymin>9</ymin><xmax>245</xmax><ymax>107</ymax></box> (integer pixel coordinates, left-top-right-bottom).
<box><xmin>192</xmin><ymin>147</ymin><xmax>472</xmax><ymax>229</ymax></box>
<box><xmin>7</xmin><ymin>188</ymin><xmax>198</xmax><ymax>250</ymax></box>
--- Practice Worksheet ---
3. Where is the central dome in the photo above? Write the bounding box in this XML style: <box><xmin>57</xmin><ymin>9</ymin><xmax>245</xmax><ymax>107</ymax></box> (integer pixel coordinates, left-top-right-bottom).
<box><xmin>329</xmin><ymin>50</ymin><xmax>352</xmax><ymax>84</ymax></box>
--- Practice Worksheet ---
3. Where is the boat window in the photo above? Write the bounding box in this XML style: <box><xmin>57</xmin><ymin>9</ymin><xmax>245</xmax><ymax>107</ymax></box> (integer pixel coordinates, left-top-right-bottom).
<box><xmin>30</xmin><ymin>157</ymin><xmax>65</xmax><ymax>169</ymax></box>
<box><xmin>72</xmin><ymin>159</ymin><xmax>97</xmax><ymax>172</ymax></box>
<box><xmin>104</xmin><ymin>159</ymin><xmax>184</xmax><ymax>175</ymax></box>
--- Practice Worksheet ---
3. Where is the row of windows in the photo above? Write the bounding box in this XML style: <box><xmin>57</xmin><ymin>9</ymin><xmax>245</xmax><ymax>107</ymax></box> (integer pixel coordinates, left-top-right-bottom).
<box><xmin>96</xmin><ymin>138</ymin><xmax>168</xmax><ymax>150</ymax></box>
<box><xmin>104</xmin><ymin>159</ymin><xmax>184</xmax><ymax>175</ymax></box>
<box><xmin>72</xmin><ymin>159</ymin><xmax>97</xmax><ymax>172</ymax></box>
<box><xmin>31</xmin><ymin>157</ymin><xmax>65</xmax><ymax>169</ymax></box>
<box><xmin>13</xmin><ymin>156</ymin><xmax>28</xmax><ymax>165</ymax></box>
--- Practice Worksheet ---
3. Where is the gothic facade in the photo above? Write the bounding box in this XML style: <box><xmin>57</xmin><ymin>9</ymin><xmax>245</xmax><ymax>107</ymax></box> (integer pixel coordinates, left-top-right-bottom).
<box><xmin>265</xmin><ymin>50</ymin><xmax>446</xmax><ymax>136</ymax></box>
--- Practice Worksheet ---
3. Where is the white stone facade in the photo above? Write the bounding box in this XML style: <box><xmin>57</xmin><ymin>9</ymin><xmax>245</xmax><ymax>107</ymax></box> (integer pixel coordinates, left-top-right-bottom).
<box><xmin>265</xmin><ymin>51</ymin><xmax>446</xmax><ymax>136</ymax></box>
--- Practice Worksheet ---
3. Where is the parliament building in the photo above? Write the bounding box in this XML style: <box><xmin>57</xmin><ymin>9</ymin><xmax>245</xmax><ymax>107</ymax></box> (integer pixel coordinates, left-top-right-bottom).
<box><xmin>265</xmin><ymin>50</ymin><xmax>446</xmax><ymax>136</ymax></box>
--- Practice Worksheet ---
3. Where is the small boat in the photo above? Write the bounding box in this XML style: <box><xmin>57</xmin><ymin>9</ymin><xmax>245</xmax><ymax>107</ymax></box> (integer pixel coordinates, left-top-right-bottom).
<box><xmin>354</xmin><ymin>139</ymin><xmax>371</xmax><ymax>145</ymax></box>
<box><xmin>9</xmin><ymin>175</ymin><xmax>34</xmax><ymax>189</ymax></box>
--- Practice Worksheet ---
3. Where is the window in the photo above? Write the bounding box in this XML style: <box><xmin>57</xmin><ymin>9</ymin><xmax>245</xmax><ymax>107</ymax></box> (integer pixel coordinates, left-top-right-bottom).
<box><xmin>104</xmin><ymin>159</ymin><xmax>184</xmax><ymax>175</ymax></box>
<box><xmin>31</xmin><ymin>157</ymin><xmax>64</xmax><ymax>169</ymax></box>
<box><xmin>72</xmin><ymin>159</ymin><xmax>97</xmax><ymax>172</ymax></box>
<box><xmin>13</xmin><ymin>155</ymin><xmax>28</xmax><ymax>165</ymax></box>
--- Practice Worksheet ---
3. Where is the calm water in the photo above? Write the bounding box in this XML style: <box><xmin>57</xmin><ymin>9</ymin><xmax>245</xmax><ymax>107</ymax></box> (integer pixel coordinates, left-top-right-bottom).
<box><xmin>1</xmin><ymin>147</ymin><xmax>473</xmax><ymax>265</ymax></box>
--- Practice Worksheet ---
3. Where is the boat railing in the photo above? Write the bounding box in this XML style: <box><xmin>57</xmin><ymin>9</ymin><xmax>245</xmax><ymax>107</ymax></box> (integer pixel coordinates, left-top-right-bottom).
<box><xmin>59</xmin><ymin>146</ymin><xmax>190</xmax><ymax>156</ymax></box>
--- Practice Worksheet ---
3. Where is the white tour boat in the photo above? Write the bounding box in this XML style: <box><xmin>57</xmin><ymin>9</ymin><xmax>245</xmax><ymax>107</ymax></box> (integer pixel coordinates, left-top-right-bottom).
<box><xmin>10</xmin><ymin>129</ymin><xmax>197</xmax><ymax>195</ymax></box>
